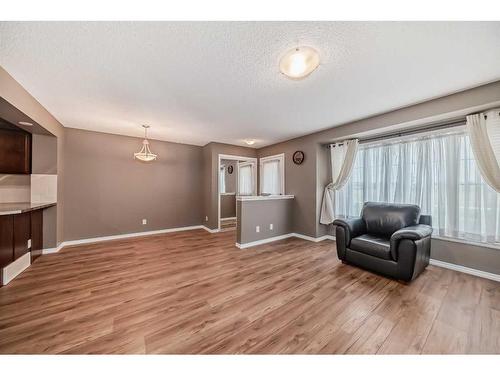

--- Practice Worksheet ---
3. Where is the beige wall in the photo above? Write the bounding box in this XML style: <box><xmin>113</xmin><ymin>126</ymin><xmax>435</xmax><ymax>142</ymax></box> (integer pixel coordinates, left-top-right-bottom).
<box><xmin>0</xmin><ymin>67</ymin><xmax>65</xmax><ymax>245</ymax></box>
<box><xmin>63</xmin><ymin>128</ymin><xmax>204</xmax><ymax>241</ymax></box>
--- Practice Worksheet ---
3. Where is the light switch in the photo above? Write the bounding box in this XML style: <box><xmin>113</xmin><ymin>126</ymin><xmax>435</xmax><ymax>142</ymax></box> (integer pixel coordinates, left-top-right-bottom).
<box><xmin>270</xmin><ymin>224</ymin><xmax>273</xmax><ymax>230</ymax></box>
<box><xmin>142</xmin><ymin>219</ymin><xmax>147</xmax><ymax>225</ymax></box>
<box><xmin>256</xmin><ymin>226</ymin><xmax>260</xmax><ymax>233</ymax></box>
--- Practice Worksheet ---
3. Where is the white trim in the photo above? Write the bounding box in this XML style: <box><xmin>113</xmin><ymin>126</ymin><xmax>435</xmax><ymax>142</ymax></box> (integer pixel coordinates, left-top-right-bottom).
<box><xmin>432</xmin><ymin>235</ymin><xmax>500</xmax><ymax>251</ymax></box>
<box><xmin>236</xmin><ymin>234</ymin><xmax>294</xmax><ymax>249</ymax></box>
<box><xmin>202</xmin><ymin>226</ymin><xmax>220</xmax><ymax>234</ymax></box>
<box><xmin>221</xmin><ymin>217</ymin><xmax>237</xmax><ymax>221</ymax></box>
<box><xmin>220</xmin><ymin>192</ymin><xmax>236</xmax><ymax>196</ymax></box>
<box><xmin>429</xmin><ymin>259</ymin><xmax>500</xmax><ymax>282</ymax></box>
<box><xmin>259</xmin><ymin>153</ymin><xmax>285</xmax><ymax>195</ymax></box>
<box><xmin>236</xmin><ymin>232</ymin><xmax>335</xmax><ymax>249</ymax></box>
<box><xmin>237</xmin><ymin>195</ymin><xmax>294</xmax><ymax>201</ymax></box>
<box><xmin>41</xmin><ymin>225</ymin><xmax>207</xmax><ymax>254</ymax></box>
<box><xmin>218</xmin><ymin>154</ymin><xmax>258</xmax><ymax>232</ymax></box>
<box><xmin>1</xmin><ymin>252</ymin><xmax>31</xmax><ymax>285</ymax></box>
<box><xmin>42</xmin><ymin>245</ymin><xmax>63</xmax><ymax>254</ymax></box>
<box><xmin>292</xmin><ymin>233</ymin><xmax>335</xmax><ymax>242</ymax></box>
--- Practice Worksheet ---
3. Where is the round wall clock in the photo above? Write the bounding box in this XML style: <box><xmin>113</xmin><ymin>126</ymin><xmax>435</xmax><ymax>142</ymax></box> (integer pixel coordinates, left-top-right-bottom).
<box><xmin>227</xmin><ymin>165</ymin><xmax>234</xmax><ymax>174</ymax></box>
<box><xmin>293</xmin><ymin>151</ymin><xmax>305</xmax><ymax>165</ymax></box>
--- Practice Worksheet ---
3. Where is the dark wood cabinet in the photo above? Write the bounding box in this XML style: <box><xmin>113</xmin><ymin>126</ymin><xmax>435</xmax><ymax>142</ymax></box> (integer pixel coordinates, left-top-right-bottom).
<box><xmin>0</xmin><ymin>215</ymin><xmax>14</xmax><ymax>268</ymax></box>
<box><xmin>0</xmin><ymin>128</ymin><xmax>32</xmax><ymax>174</ymax></box>
<box><xmin>30</xmin><ymin>210</ymin><xmax>43</xmax><ymax>262</ymax></box>
<box><xmin>13</xmin><ymin>212</ymin><xmax>31</xmax><ymax>260</ymax></box>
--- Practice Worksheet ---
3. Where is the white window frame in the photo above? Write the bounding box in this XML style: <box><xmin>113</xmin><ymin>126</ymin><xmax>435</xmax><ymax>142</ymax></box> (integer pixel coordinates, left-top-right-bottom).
<box><xmin>259</xmin><ymin>153</ymin><xmax>285</xmax><ymax>195</ymax></box>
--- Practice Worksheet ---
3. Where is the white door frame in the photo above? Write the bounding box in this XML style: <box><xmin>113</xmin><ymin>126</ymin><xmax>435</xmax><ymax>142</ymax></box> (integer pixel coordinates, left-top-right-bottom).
<box><xmin>218</xmin><ymin>154</ymin><xmax>257</xmax><ymax>231</ymax></box>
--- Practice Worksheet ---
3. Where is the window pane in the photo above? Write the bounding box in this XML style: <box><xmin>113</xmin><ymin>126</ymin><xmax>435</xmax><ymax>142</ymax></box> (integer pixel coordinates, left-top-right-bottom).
<box><xmin>239</xmin><ymin>164</ymin><xmax>253</xmax><ymax>195</ymax></box>
<box><xmin>219</xmin><ymin>167</ymin><xmax>226</xmax><ymax>193</ymax></box>
<box><xmin>262</xmin><ymin>160</ymin><xmax>281</xmax><ymax>195</ymax></box>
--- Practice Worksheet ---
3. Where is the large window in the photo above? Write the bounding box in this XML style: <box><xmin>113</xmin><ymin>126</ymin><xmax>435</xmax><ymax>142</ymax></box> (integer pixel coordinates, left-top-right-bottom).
<box><xmin>336</xmin><ymin>128</ymin><xmax>500</xmax><ymax>244</ymax></box>
<box><xmin>260</xmin><ymin>154</ymin><xmax>285</xmax><ymax>195</ymax></box>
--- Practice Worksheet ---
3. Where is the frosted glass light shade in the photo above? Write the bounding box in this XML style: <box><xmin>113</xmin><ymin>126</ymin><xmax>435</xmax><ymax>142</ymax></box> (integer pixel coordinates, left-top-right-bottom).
<box><xmin>134</xmin><ymin>140</ymin><xmax>157</xmax><ymax>161</ymax></box>
<box><xmin>279</xmin><ymin>46</ymin><xmax>320</xmax><ymax>80</ymax></box>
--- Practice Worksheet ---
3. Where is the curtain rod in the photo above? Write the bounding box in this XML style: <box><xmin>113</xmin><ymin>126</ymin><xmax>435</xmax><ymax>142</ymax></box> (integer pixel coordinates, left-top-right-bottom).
<box><xmin>325</xmin><ymin>118</ymin><xmax>466</xmax><ymax>148</ymax></box>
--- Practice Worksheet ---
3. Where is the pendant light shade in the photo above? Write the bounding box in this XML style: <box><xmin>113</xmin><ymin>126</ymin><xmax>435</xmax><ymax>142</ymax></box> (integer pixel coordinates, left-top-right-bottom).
<box><xmin>134</xmin><ymin>125</ymin><xmax>157</xmax><ymax>162</ymax></box>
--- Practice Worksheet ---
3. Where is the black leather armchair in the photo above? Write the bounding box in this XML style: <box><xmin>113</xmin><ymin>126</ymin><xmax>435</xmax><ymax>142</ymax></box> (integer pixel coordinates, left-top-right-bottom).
<box><xmin>333</xmin><ymin>202</ymin><xmax>432</xmax><ymax>282</ymax></box>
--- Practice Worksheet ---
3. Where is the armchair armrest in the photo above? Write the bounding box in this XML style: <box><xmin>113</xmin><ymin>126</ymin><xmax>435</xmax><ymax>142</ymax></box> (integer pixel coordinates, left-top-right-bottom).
<box><xmin>390</xmin><ymin>224</ymin><xmax>433</xmax><ymax>260</ymax></box>
<box><xmin>333</xmin><ymin>217</ymin><xmax>366</xmax><ymax>247</ymax></box>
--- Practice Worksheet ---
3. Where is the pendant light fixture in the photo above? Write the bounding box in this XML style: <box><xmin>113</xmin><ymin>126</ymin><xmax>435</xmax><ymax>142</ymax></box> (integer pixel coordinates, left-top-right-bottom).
<box><xmin>134</xmin><ymin>125</ymin><xmax>157</xmax><ymax>162</ymax></box>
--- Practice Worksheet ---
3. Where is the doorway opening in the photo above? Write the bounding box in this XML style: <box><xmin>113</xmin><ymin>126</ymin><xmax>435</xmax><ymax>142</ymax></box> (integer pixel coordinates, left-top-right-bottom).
<box><xmin>218</xmin><ymin>154</ymin><xmax>257</xmax><ymax>232</ymax></box>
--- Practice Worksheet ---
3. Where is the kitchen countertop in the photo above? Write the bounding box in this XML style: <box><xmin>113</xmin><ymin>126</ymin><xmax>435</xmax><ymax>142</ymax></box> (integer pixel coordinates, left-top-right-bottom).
<box><xmin>0</xmin><ymin>202</ymin><xmax>56</xmax><ymax>216</ymax></box>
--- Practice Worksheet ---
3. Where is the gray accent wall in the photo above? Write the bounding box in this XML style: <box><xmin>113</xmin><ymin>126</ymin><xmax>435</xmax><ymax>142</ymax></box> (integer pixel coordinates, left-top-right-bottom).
<box><xmin>32</xmin><ymin>134</ymin><xmax>57</xmax><ymax>174</ymax></box>
<box><xmin>221</xmin><ymin>194</ymin><xmax>236</xmax><ymax>218</ymax></box>
<box><xmin>63</xmin><ymin>128</ymin><xmax>204</xmax><ymax>241</ymax></box>
<box><xmin>431</xmin><ymin>238</ymin><xmax>500</xmax><ymax>275</ymax></box>
<box><xmin>237</xmin><ymin>199</ymin><xmax>293</xmax><ymax>244</ymax></box>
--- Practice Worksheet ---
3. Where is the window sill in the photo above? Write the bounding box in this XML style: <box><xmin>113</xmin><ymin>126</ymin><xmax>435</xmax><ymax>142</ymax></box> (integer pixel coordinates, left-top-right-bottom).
<box><xmin>432</xmin><ymin>235</ymin><xmax>500</xmax><ymax>251</ymax></box>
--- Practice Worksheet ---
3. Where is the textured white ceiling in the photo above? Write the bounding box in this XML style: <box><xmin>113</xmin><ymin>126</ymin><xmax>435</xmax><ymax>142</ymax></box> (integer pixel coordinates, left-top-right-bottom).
<box><xmin>1</xmin><ymin>21</ymin><xmax>499</xmax><ymax>147</ymax></box>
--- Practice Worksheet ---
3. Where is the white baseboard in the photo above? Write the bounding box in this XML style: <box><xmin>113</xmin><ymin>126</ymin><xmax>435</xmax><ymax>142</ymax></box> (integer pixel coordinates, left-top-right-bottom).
<box><xmin>429</xmin><ymin>259</ymin><xmax>500</xmax><ymax>282</ymax></box>
<box><xmin>42</xmin><ymin>225</ymin><xmax>206</xmax><ymax>254</ymax></box>
<box><xmin>202</xmin><ymin>226</ymin><xmax>220</xmax><ymax>234</ymax></box>
<box><xmin>236</xmin><ymin>234</ymin><xmax>295</xmax><ymax>249</ymax></box>
<box><xmin>1</xmin><ymin>252</ymin><xmax>31</xmax><ymax>285</ymax></box>
<box><xmin>221</xmin><ymin>217</ymin><xmax>237</xmax><ymax>221</ymax></box>
<box><xmin>236</xmin><ymin>232</ymin><xmax>335</xmax><ymax>249</ymax></box>
<box><xmin>292</xmin><ymin>233</ymin><xmax>335</xmax><ymax>242</ymax></box>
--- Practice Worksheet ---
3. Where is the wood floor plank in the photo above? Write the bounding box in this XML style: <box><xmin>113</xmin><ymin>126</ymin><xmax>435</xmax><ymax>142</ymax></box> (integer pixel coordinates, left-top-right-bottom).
<box><xmin>0</xmin><ymin>229</ymin><xmax>498</xmax><ymax>354</ymax></box>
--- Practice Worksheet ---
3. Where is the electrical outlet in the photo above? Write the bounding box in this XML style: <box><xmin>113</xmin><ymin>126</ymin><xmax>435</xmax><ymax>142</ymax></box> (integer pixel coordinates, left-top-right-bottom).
<box><xmin>142</xmin><ymin>219</ymin><xmax>147</xmax><ymax>225</ymax></box>
<box><xmin>27</xmin><ymin>239</ymin><xmax>32</xmax><ymax>249</ymax></box>
<box><xmin>205</xmin><ymin>216</ymin><xmax>208</xmax><ymax>222</ymax></box>
<box><xmin>269</xmin><ymin>224</ymin><xmax>273</xmax><ymax>230</ymax></box>
<box><xmin>256</xmin><ymin>225</ymin><xmax>260</xmax><ymax>233</ymax></box>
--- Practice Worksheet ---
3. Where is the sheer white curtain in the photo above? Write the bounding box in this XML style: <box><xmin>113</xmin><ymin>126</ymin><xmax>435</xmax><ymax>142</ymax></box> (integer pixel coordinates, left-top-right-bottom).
<box><xmin>238</xmin><ymin>164</ymin><xmax>254</xmax><ymax>195</ymax></box>
<box><xmin>320</xmin><ymin>139</ymin><xmax>359</xmax><ymax>224</ymax></box>
<box><xmin>466</xmin><ymin>109</ymin><xmax>500</xmax><ymax>192</ymax></box>
<box><xmin>219</xmin><ymin>166</ymin><xmax>226</xmax><ymax>193</ymax></box>
<box><xmin>336</xmin><ymin>129</ymin><xmax>500</xmax><ymax>243</ymax></box>
<box><xmin>261</xmin><ymin>160</ymin><xmax>281</xmax><ymax>195</ymax></box>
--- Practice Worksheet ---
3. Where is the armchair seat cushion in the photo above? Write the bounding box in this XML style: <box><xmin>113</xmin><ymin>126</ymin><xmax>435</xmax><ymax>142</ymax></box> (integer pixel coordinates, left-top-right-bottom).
<box><xmin>349</xmin><ymin>234</ymin><xmax>392</xmax><ymax>261</ymax></box>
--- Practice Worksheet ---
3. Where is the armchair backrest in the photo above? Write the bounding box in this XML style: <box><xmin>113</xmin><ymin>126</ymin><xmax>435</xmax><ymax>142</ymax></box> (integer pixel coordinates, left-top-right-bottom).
<box><xmin>361</xmin><ymin>202</ymin><xmax>421</xmax><ymax>237</ymax></box>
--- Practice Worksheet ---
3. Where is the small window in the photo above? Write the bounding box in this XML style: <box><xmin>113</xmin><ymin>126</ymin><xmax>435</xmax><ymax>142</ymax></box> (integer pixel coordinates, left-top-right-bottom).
<box><xmin>238</xmin><ymin>161</ymin><xmax>255</xmax><ymax>195</ymax></box>
<box><xmin>260</xmin><ymin>153</ymin><xmax>285</xmax><ymax>195</ymax></box>
<box><xmin>219</xmin><ymin>165</ymin><xmax>226</xmax><ymax>194</ymax></box>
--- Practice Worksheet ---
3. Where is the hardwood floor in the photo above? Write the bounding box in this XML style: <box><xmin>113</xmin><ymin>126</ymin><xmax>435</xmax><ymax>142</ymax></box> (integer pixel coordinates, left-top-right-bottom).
<box><xmin>0</xmin><ymin>229</ymin><xmax>499</xmax><ymax>354</ymax></box>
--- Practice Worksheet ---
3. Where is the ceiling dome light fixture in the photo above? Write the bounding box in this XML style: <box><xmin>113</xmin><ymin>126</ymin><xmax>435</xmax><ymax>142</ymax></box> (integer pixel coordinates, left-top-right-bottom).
<box><xmin>245</xmin><ymin>139</ymin><xmax>256</xmax><ymax>146</ymax></box>
<box><xmin>279</xmin><ymin>46</ymin><xmax>320</xmax><ymax>80</ymax></box>
<box><xmin>134</xmin><ymin>125</ymin><xmax>157</xmax><ymax>162</ymax></box>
